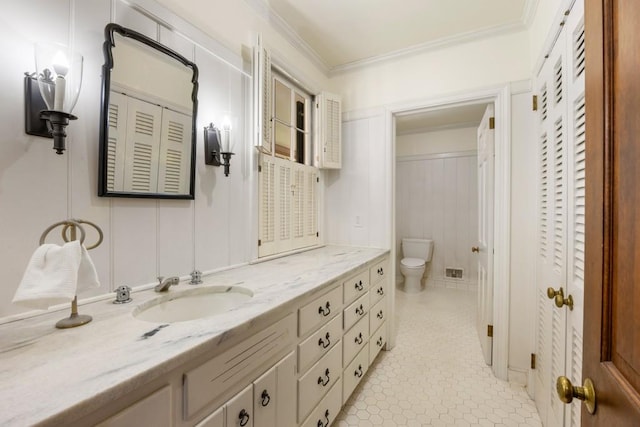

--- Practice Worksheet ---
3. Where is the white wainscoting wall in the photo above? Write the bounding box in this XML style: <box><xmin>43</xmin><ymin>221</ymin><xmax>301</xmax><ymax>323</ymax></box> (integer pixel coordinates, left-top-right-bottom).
<box><xmin>0</xmin><ymin>0</ymin><xmax>329</xmax><ymax>319</ymax></box>
<box><xmin>395</xmin><ymin>126</ymin><xmax>478</xmax><ymax>290</ymax></box>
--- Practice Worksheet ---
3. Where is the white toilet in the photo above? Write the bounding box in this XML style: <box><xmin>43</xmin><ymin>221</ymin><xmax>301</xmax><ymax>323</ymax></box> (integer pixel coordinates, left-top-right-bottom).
<box><xmin>400</xmin><ymin>238</ymin><xmax>434</xmax><ymax>293</ymax></box>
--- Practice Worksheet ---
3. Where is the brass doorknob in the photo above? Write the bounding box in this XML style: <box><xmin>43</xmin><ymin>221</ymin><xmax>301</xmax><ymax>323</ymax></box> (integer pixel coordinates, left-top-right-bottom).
<box><xmin>547</xmin><ymin>287</ymin><xmax>574</xmax><ymax>310</ymax></box>
<box><xmin>556</xmin><ymin>376</ymin><xmax>596</xmax><ymax>414</ymax></box>
<box><xmin>471</xmin><ymin>246</ymin><xmax>480</xmax><ymax>253</ymax></box>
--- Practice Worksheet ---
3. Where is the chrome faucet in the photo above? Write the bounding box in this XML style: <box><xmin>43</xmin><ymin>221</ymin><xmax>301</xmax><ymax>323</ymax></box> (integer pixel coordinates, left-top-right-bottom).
<box><xmin>155</xmin><ymin>276</ymin><xmax>180</xmax><ymax>292</ymax></box>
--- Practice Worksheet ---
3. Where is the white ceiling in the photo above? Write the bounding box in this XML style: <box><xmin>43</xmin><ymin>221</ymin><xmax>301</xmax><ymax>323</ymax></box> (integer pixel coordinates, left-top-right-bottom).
<box><xmin>258</xmin><ymin>0</ymin><xmax>532</xmax><ymax>71</ymax></box>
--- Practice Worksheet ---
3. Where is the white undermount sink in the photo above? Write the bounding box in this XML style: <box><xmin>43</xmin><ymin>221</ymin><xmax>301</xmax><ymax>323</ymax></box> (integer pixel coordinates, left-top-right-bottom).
<box><xmin>133</xmin><ymin>286</ymin><xmax>253</xmax><ymax>323</ymax></box>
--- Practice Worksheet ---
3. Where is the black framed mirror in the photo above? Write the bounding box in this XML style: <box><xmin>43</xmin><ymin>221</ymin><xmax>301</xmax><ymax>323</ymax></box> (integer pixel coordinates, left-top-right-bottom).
<box><xmin>98</xmin><ymin>23</ymin><xmax>198</xmax><ymax>199</ymax></box>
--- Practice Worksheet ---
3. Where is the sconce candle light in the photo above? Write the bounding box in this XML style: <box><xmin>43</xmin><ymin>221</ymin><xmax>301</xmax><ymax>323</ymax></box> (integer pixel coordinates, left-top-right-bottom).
<box><xmin>204</xmin><ymin>117</ymin><xmax>235</xmax><ymax>176</ymax></box>
<box><xmin>25</xmin><ymin>43</ymin><xmax>83</xmax><ymax>154</ymax></box>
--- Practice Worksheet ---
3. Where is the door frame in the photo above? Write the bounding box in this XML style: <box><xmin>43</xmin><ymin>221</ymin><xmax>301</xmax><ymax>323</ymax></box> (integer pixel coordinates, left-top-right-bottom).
<box><xmin>385</xmin><ymin>84</ymin><xmax>511</xmax><ymax>380</ymax></box>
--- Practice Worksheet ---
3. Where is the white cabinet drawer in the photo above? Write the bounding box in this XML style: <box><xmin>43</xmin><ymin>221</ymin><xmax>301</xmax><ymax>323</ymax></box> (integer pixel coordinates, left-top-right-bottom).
<box><xmin>184</xmin><ymin>313</ymin><xmax>295</xmax><ymax>419</ymax></box>
<box><xmin>343</xmin><ymin>292</ymin><xmax>369</xmax><ymax>331</ymax></box>
<box><xmin>369</xmin><ymin>297</ymin><xmax>386</xmax><ymax>334</ymax></box>
<box><xmin>299</xmin><ymin>286</ymin><xmax>342</xmax><ymax>337</ymax></box>
<box><xmin>298</xmin><ymin>313</ymin><xmax>342</xmax><ymax>373</ymax></box>
<box><xmin>369</xmin><ymin>280</ymin><xmax>386</xmax><ymax>307</ymax></box>
<box><xmin>343</xmin><ymin>314</ymin><xmax>369</xmax><ymax>366</ymax></box>
<box><xmin>195</xmin><ymin>407</ymin><xmax>224</xmax><ymax>427</ymax></box>
<box><xmin>369</xmin><ymin>321</ymin><xmax>387</xmax><ymax>363</ymax></box>
<box><xmin>225</xmin><ymin>384</ymin><xmax>253</xmax><ymax>427</ymax></box>
<box><xmin>300</xmin><ymin>378</ymin><xmax>342</xmax><ymax>427</ymax></box>
<box><xmin>343</xmin><ymin>344</ymin><xmax>369</xmax><ymax>404</ymax></box>
<box><xmin>254</xmin><ymin>366</ymin><xmax>276</xmax><ymax>427</ymax></box>
<box><xmin>369</xmin><ymin>258</ymin><xmax>389</xmax><ymax>285</ymax></box>
<box><xmin>343</xmin><ymin>269</ymin><xmax>369</xmax><ymax>304</ymax></box>
<box><xmin>297</xmin><ymin>342</ymin><xmax>342</xmax><ymax>422</ymax></box>
<box><xmin>97</xmin><ymin>385</ymin><xmax>172</xmax><ymax>427</ymax></box>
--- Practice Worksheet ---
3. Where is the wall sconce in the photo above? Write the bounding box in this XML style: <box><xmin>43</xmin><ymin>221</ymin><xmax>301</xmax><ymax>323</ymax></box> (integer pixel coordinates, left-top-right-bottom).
<box><xmin>204</xmin><ymin>117</ymin><xmax>234</xmax><ymax>176</ymax></box>
<box><xmin>24</xmin><ymin>43</ymin><xmax>83</xmax><ymax>154</ymax></box>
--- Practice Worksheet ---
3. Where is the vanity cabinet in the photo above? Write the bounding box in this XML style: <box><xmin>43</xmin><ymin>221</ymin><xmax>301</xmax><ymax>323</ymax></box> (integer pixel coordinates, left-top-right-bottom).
<box><xmin>56</xmin><ymin>253</ymin><xmax>390</xmax><ymax>427</ymax></box>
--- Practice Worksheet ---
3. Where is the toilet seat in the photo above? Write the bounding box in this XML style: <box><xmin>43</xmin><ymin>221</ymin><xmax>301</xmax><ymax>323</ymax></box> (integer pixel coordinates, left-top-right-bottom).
<box><xmin>401</xmin><ymin>258</ymin><xmax>425</xmax><ymax>268</ymax></box>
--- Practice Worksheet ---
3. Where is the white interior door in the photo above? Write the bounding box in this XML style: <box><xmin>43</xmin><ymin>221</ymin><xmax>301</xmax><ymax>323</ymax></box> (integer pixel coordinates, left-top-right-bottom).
<box><xmin>476</xmin><ymin>104</ymin><xmax>495</xmax><ymax>366</ymax></box>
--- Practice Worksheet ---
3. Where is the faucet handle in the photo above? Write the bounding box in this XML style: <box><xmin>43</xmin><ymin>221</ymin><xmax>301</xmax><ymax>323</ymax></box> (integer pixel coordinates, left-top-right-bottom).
<box><xmin>157</xmin><ymin>276</ymin><xmax>164</xmax><ymax>284</ymax></box>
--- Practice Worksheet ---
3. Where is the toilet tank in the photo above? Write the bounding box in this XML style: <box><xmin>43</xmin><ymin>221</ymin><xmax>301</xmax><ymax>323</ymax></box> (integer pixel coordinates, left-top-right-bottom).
<box><xmin>402</xmin><ymin>238</ymin><xmax>434</xmax><ymax>261</ymax></box>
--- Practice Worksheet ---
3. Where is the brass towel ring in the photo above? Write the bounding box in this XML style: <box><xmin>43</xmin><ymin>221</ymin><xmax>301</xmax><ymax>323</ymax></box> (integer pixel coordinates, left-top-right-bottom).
<box><xmin>62</xmin><ymin>219</ymin><xmax>103</xmax><ymax>250</ymax></box>
<box><xmin>39</xmin><ymin>220</ymin><xmax>86</xmax><ymax>246</ymax></box>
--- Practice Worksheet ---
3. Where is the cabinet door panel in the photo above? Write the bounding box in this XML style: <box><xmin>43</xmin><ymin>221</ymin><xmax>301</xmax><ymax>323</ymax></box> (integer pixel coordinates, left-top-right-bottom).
<box><xmin>225</xmin><ymin>385</ymin><xmax>253</xmax><ymax>427</ymax></box>
<box><xmin>275</xmin><ymin>351</ymin><xmax>297</xmax><ymax>427</ymax></box>
<box><xmin>254</xmin><ymin>367</ymin><xmax>276</xmax><ymax>427</ymax></box>
<box><xmin>97</xmin><ymin>385</ymin><xmax>171</xmax><ymax>427</ymax></box>
<box><xmin>195</xmin><ymin>406</ymin><xmax>224</xmax><ymax>427</ymax></box>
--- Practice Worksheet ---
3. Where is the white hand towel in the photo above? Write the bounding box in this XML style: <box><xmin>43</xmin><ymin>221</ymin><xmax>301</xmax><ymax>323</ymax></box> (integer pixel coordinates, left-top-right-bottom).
<box><xmin>12</xmin><ymin>240</ymin><xmax>101</xmax><ymax>310</ymax></box>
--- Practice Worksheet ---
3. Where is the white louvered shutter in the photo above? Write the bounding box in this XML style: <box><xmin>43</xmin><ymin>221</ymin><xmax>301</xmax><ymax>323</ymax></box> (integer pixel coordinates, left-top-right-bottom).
<box><xmin>258</xmin><ymin>154</ymin><xmax>277</xmax><ymax>257</ymax></box>
<box><xmin>123</xmin><ymin>97</ymin><xmax>162</xmax><ymax>193</ymax></box>
<box><xmin>317</xmin><ymin>92</ymin><xmax>341</xmax><ymax>169</ymax></box>
<box><xmin>157</xmin><ymin>109</ymin><xmax>192</xmax><ymax>194</ymax></box>
<box><xmin>254</xmin><ymin>36</ymin><xmax>273</xmax><ymax>155</ymax></box>
<box><xmin>305</xmin><ymin>167</ymin><xmax>318</xmax><ymax>241</ymax></box>
<box><xmin>107</xmin><ymin>91</ymin><xmax>128</xmax><ymax>192</ymax></box>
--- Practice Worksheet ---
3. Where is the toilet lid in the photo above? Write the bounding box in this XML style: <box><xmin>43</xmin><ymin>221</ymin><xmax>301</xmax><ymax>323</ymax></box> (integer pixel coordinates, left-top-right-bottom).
<box><xmin>401</xmin><ymin>258</ymin><xmax>425</xmax><ymax>268</ymax></box>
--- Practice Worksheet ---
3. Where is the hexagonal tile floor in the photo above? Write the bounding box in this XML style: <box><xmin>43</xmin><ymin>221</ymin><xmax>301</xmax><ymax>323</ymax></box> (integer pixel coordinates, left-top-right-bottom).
<box><xmin>336</xmin><ymin>286</ymin><xmax>542</xmax><ymax>426</ymax></box>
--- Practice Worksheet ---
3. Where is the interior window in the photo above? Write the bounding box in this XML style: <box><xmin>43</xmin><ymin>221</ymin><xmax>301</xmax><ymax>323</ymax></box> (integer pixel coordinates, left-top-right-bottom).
<box><xmin>272</xmin><ymin>74</ymin><xmax>310</xmax><ymax>164</ymax></box>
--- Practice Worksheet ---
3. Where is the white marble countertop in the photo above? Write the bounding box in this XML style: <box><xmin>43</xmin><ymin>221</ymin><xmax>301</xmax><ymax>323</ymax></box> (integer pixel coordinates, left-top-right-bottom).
<box><xmin>0</xmin><ymin>245</ymin><xmax>388</xmax><ymax>426</ymax></box>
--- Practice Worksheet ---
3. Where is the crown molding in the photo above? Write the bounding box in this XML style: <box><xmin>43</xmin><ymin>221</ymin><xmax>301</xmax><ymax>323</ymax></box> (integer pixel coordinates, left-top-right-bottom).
<box><xmin>521</xmin><ymin>0</ymin><xmax>539</xmax><ymax>28</ymax></box>
<box><xmin>330</xmin><ymin>21</ymin><xmax>527</xmax><ymax>75</ymax></box>
<box><xmin>245</xmin><ymin>0</ymin><xmax>533</xmax><ymax>77</ymax></box>
<box><xmin>243</xmin><ymin>0</ymin><xmax>330</xmax><ymax>75</ymax></box>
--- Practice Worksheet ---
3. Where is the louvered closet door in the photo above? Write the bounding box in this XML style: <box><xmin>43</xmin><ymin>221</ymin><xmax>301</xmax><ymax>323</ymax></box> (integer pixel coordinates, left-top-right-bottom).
<box><xmin>123</xmin><ymin>97</ymin><xmax>162</xmax><ymax>193</ymax></box>
<box><xmin>533</xmin><ymin>2</ymin><xmax>586</xmax><ymax>426</ymax></box>
<box><xmin>534</xmin><ymin>27</ymin><xmax>569</xmax><ymax>427</ymax></box>
<box><xmin>562</xmin><ymin>1</ymin><xmax>586</xmax><ymax>425</ymax></box>
<box><xmin>107</xmin><ymin>91</ymin><xmax>128</xmax><ymax>192</ymax></box>
<box><xmin>157</xmin><ymin>109</ymin><xmax>192</xmax><ymax>194</ymax></box>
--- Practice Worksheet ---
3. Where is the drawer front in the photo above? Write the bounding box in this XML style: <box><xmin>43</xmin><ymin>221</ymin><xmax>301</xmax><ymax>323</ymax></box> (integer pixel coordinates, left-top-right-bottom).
<box><xmin>343</xmin><ymin>344</ymin><xmax>370</xmax><ymax>404</ymax></box>
<box><xmin>369</xmin><ymin>321</ymin><xmax>387</xmax><ymax>363</ymax></box>
<box><xmin>369</xmin><ymin>297</ymin><xmax>386</xmax><ymax>334</ymax></box>
<box><xmin>254</xmin><ymin>366</ymin><xmax>276</xmax><ymax>427</ymax></box>
<box><xmin>300</xmin><ymin>378</ymin><xmax>342</xmax><ymax>427</ymax></box>
<box><xmin>225</xmin><ymin>384</ymin><xmax>253</xmax><ymax>427</ymax></box>
<box><xmin>369</xmin><ymin>258</ymin><xmax>389</xmax><ymax>285</ymax></box>
<box><xmin>299</xmin><ymin>286</ymin><xmax>342</xmax><ymax>337</ymax></box>
<box><xmin>343</xmin><ymin>269</ymin><xmax>369</xmax><ymax>304</ymax></box>
<box><xmin>297</xmin><ymin>343</ymin><xmax>342</xmax><ymax>422</ymax></box>
<box><xmin>195</xmin><ymin>407</ymin><xmax>224</xmax><ymax>427</ymax></box>
<box><xmin>343</xmin><ymin>314</ymin><xmax>369</xmax><ymax>366</ymax></box>
<box><xmin>98</xmin><ymin>385</ymin><xmax>172</xmax><ymax>427</ymax></box>
<box><xmin>184</xmin><ymin>313</ymin><xmax>296</xmax><ymax>419</ymax></box>
<box><xmin>298</xmin><ymin>313</ymin><xmax>342</xmax><ymax>373</ymax></box>
<box><xmin>343</xmin><ymin>292</ymin><xmax>369</xmax><ymax>331</ymax></box>
<box><xmin>369</xmin><ymin>280</ymin><xmax>386</xmax><ymax>306</ymax></box>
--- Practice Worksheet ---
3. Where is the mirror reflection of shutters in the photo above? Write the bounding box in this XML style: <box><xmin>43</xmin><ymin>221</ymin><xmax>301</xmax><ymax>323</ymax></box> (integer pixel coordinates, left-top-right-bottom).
<box><xmin>107</xmin><ymin>91</ymin><xmax>128</xmax><ymax>192</ymax></box>
<box><xmin>158</xmin><ymin>109</ymin><xmax>192</xmax><ymax>194</ymax></box>
<box><xmin>123</xmin><ymin>97</ymin><xmax>161</xmax><ymax>193</ymax></box>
